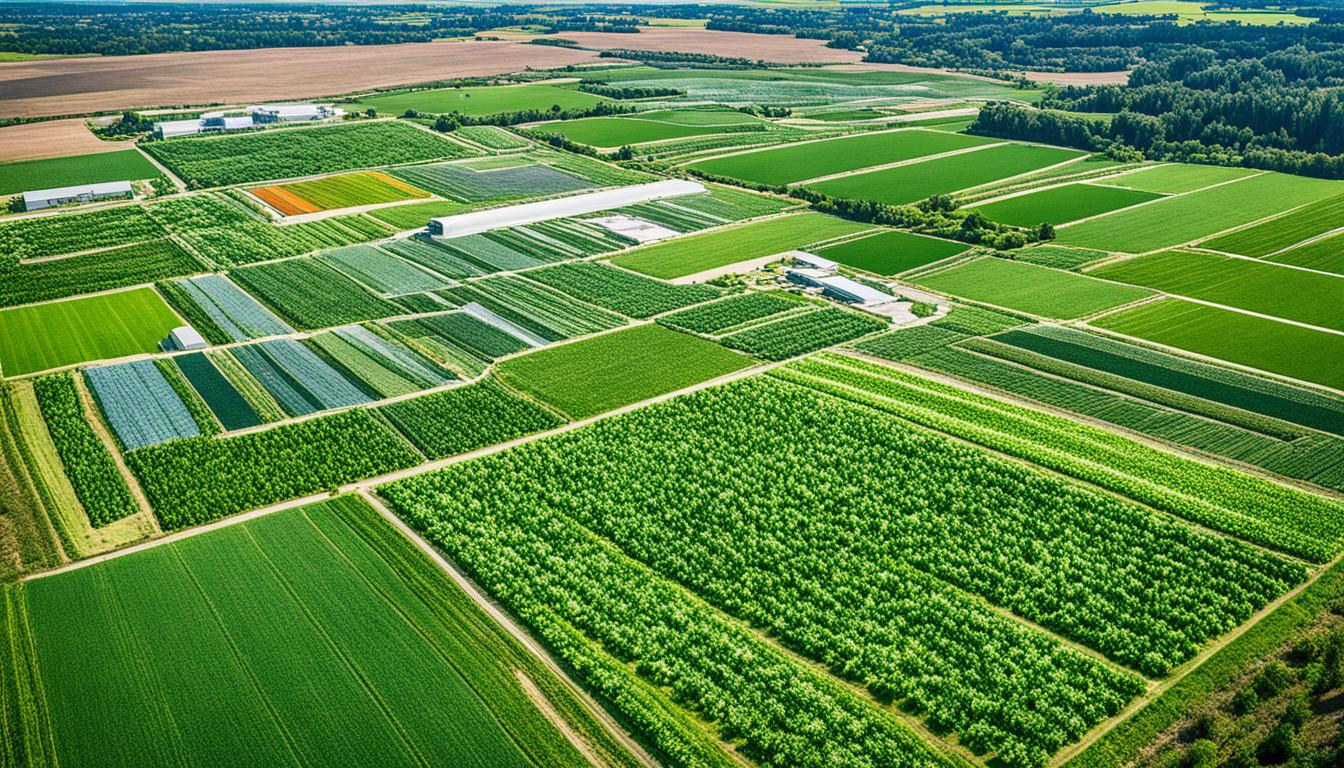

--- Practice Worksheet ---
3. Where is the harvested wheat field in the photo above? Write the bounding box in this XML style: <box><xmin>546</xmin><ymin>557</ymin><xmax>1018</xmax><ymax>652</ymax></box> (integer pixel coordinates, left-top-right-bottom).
<box><xmin>548</xmin><ymin>29</ymin><xmax>865</xmax><ymax>64</ymax></box>
<box><xmin>0</xmin><ymin>118</ymin><xmax>125</xmax><ymax>163</ymax></box>
<box><xmin>0</xmin><ymin>40</ymin><xmax>602</xmax><ymax>118</ymax></box>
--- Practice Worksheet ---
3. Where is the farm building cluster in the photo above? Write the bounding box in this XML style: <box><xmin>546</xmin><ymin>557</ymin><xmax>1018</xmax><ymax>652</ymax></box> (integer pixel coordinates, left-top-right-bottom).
<box><xmin>156</xmin><ymin>103</ymin><xmax>343</xmax><ymax>138</ymax></box>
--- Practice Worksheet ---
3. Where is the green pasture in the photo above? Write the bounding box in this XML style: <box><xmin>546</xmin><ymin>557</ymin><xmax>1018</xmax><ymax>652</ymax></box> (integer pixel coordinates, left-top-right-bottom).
<box><xmin>917</xmin><ymin>257</ymin><xmax>1152</xmax><ymax>318</ymax></box>
<box><xmin>1267</xmin><ymin>232</ymin><xmax>1344</xmax><ymax>275</ymax></box>
<box><xmin>0</xmin><ymin>150</ymin><xmax>159</xmax><ymax>197</ymax></box>
<box><xmin>968</xmin><ymin>183</ymin><xmax>1162</xmax><ymax>227</ymax></box>
<box><xmin>1200</xmin><ymin>193</ymin><xmax>1344</xmax><ymax>257</ymax></box>
<box><xmin>815</xmin><ymin>229</ymin><xmax>968</xmax><ymax>275</ymax></box>
<box><xmin>357</xmin><ymin>83</ymin><xmax>605</xmax><ymax>116</ymax></box>
<box><xmin>1096</xmin><ymin>164</ymin><xmax>1255</xmax><ymax>195</ymax></box>
<box><xmin>538</xmin><ymin>111</ymin><xmax>768</xmax><ymax>148</ymax></box>
<box><xmin>0</xmin><ymin>287</ymin><xmax>182</xmax><ymax>377</ymax></box>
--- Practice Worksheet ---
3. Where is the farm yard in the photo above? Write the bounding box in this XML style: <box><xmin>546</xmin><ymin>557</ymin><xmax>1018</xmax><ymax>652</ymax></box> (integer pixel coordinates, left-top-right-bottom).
<box><xmin>3</xmin><ymin>21</ymin><xmax>1344</xmax><ymax>768</ymax></box>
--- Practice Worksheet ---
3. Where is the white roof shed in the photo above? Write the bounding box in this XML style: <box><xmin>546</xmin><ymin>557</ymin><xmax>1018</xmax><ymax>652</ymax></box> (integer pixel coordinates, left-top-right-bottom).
<box><xmin>429</xmin><ymin>180</ymin><xmax>705</xmax><ymax>238</ymax></box>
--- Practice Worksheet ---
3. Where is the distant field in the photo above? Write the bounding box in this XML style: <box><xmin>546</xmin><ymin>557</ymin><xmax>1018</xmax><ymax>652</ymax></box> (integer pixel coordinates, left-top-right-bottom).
<box><xmin>1092</xmin><ymin>299</ymin><xmax>1344</xmax><ymax>390</ymax></box>
<box><xmin>252</xmin><ymin>171</ymin><xmax>430</xmax><ymax>215</ymax></box>
<box><xmin>0</xmin><ymin>287</ymin><xmax>181</xmax><ymax>377</ymax></box>
<box><xmin>685</xmin><ymin>129</ymin><xmax>998</xmax><ymax>186</ymax></box>
<box><xmin>814</xmin><ymin>229</ymin><xmax>968</xmax><ymax>275</ymax></box>
<box><xmin>968</xmin><ymin>183</ymin><xmax>1162</xmax><ymax>227</ymax></box>
<box><xmin>917</xmin><ymin>257</ymin><xmax>1152</xmax><ymax>318</ymax></box>
<box><xmin>1058</xmin><ymin>172</ymin><xmax>1343</xmax><ymax>253</ymax></box>
<box><xmin>538</xmin><ymin>110</ymin><xmax>769</xmax><ymax>148</ymax></box>
<box><xmin>808</xmin><ymin>144</ymin><xmax>1085</xmax><ymax>205</ymax></box>
<box><xmin>2</xmin><ymin>495</ymin><xmax>615</xmax><ymax>768</ymax></box>
<box><xmin>1095</xmin><ymin>164</ymin><xmax>1254</xmax><ymax>195</ymax></box>
<box><xmin>358</xmin><ymin>83</ymin><xmax>605</xmax><ymax>116</ymax></box>
<box><xmin>0</xmin><ymin>149</ymin><xmax>159</xmax><ymax>196</ymax></box>
<box><xmin>1090</xmin><ymin>250</ymin><xmax>1344</xmax><ymax>332</ymax></box>
<box><xmin>495</xmin><ymin>324</ymin><xmax>753</xmax><ymax>419</ymax></box>
<box><xmin>611</xmin><ymin>212</ymin><xmax>872</xmax><ymax>279</ymax></box>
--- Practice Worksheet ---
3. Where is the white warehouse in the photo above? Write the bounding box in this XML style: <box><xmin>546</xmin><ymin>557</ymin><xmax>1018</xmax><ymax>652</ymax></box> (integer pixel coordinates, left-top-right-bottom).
<box><xmin>428</xmin><ymin>180</ymin><xmax>705</xmax><ymax>238</ymax></box>
<box><xmin>22</xmin><ymin>181</ymin><xmax>133</xmax><ymax>211</ymax></box>
<box><xmin>156</xmin><ymin>103</ymin><xmax>340</xmax><ymax>138</ymax></box>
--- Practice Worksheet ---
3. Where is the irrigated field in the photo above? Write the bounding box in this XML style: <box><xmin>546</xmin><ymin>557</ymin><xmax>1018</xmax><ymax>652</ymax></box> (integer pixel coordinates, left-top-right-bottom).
<box><xmin>251</xmin><ymin>171</ymin><xmax>429</xmax><ymax>215</ymax></box>
<box><xmin>540</xmin><ymin>110</ymin><xmax>770</xmax><ymax>148</ymax></box>
<box><xmin>916</xmin><ymin>257</ymin><xmax>1152</xmax><ymax>318</ymax></box>
<box><xmin>1199</xmin><ymin>193</ymin><xmax>1344</xmax><ymax>257</ymax></box>
<box><xmin>357</xmin><ymin>83</ymin><xmax>606</xmax><ymax>116</ymax></box>
<box><xmin>0</xmin><ymin>149</ymin><xmax>160</xmax><ymax>196</ymax></box>
<box><xmin>611</xmin><ymin>211</ymin><xmax>872</xmax><ymax>279</ymax></box>
<box><xmin>1</xmin><ymin>495</ymin><xmax>633</xmax><ymax>768</ymax></box>
<box><xmin>1091</xmin><ymin>298</ymin><xmax>1344</xmax><ymax>390</ymax></box>
<box><xmin>685</xmin><ymin>128</ymin><xmax>998</xmax><ymax>186</ymax></box>
<box><xmin>967</xmin><ymin>183</ymin><xmax>1162</xmax><ymax>227</ymax></box>
<box><xmin>814</xmin><ymin>229</ymin><xmax>968</xmax><ymax>275</ymax></box>
<box><xmin>0</xmin><ymin>287</ymin><xmax>182</xmax><ymax>377</ymax></box>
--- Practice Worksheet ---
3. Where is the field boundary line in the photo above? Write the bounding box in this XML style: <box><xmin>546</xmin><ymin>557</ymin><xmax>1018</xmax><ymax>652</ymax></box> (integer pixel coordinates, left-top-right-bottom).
<box><xmin>1055</xmin><ymin>170</ymin><xmax>1264</xmax><ymax>232</ymax></box>
<box><xmin>668</xmin><ymin>124</ymin><xmax>944</xmax><ymax>167</ymax></box>
<box><xmin>1181</xmin><ymin>246</ymin><xmax>1344</xmax><ymax>279</ymax></box>
<box><xmin>789</xmin><ymin>141</ymin><xmax>1006</xmax><ymax>186</ymax></box>
<box><xmin>1094</xmin><ymin>293</ymin><xmax>1344</xmax><ymax>337</ymax></box>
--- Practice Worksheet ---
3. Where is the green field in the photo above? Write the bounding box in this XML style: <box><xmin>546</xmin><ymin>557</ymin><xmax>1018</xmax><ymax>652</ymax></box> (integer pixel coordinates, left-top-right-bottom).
<box><xmin>538</xmin><ymin>110</ymin><xmax>768</xmax><ymax>148</ymax></box>
<box><xmin>1267</xmin><ymin>231</ymin><xmax>1344</xmax><ymax>275</ymax></box>
<box><xmin>611</xmin><ymin>212</ymin><xmax>872</xmax><ymax>279</ymax></box>
<box><xmin>1091</xmin><ymin>299</ymin><xmax>1344</xmax><ymax>390</ymax></box>
<box><xmin>1090</xmin><ymin>250</ymin><xmax>1344</xmax><ymax>331</ymax></box>
<box><xmin>814</xmin><ymin>229</ymin><xmax>968</xmax><ymax>275</ymax></box>
<box><xmin>0</xmin><ymin>287</ymin><xmax>182</xmax><ymax>377</ymax></box>
<box><xmin>495</xmin><ymin>324</ymin><xmax>753</xmax><ymax>419</ymax></box>
<box><xmin>685</xmin><ymin>129</ymin><xmax>998</xmax><ymax>186</ymax></box>
<box><xmin>808</xmin><ymin>144</ymin><xmax>1086</xmax><ymax>205</ymax></box>
<box><xmin>1</xmin><ymin>495</ymin><xmax>628</xmax><ymax>768</ymax></box>
<box><xmin>1058</xmin><ymin>172</ymin><xmax>1343</xmax><ymax>253</ymax></box>
<box><xmin>358</xmin><ymin>83</ymin><xmax>606</xmax><ymax>116</ymax></box>
<box><xmin>1096</xmin><ymin>164</ymin><xmax>1255</xmax><ymax>195</ymax></box>
<box><xmin>968</xmin><ymin>183</ymin><xmax>1162</xmax><ymax>227</ymax></box>
<box><xmin>1200</xmin><ymin>193</ymin><xmax>1344</xmax><ymax>257</ymax></box>
<box><xmin>917</xmin><ymin>257</ymin><xmax>1152</xmax><ymax>318</ymax></box>
<box><xmin>0</xmin><ymin>150</ymin><xmax>160</xmax><ymax>196</ymax></box>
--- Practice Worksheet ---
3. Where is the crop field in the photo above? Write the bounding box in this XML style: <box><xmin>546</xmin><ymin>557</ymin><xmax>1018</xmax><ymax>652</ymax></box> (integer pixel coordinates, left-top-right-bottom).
<box><xmin>32</xmin><ymin>373</ymin><xmax>138</xmax><ymax>526</ymax></box>
<box><xmin>1091</xmin><ymin>299</ymin><xmax>1344</xmax><ymax>391</ymax></box>
<box><xmin>1095</xmin><ymin>164</ymin><xmax>1255</xmax><ymax>195</ymax></box>
<box><xmin>0</xmin><ymin>204</ymin><xmax>165</xmax><ymax>263</ymax></box>
<box><xmin>0</xmin><ymin>287</ymin><xmax>182</xmax><ymax>377</ymax></box>
<box><xmin>1089</xmin><ymin>250</ymin><xmax>1344</xmax><ymax>331</ymax></box>
<box><xmin>383</xmin><ymin>312</ymin><xmax>531</xmax><ymax>376</ymax></box>
<box><xmin>1</xmin><ymin>239</ymin><xmax>201</xmax><ymax>308</ymax></box>
<box><xmin>1056</xmin><ymin>172</ymin><xmax>1342</xmax><ymax>253</ymax></box>
<box><xmin>967</xmin><ymin>183</ymin><xmax>1163</xmax><ymax>227</ymax></box>
<box><xmin>365</xmin><ymin>199</ymin><xmax>469</xmax><ymax>230</ymax></box>
<box><xmin>308</xmin><ymin>325</ymin><xmax>451</xmax><ymax>399</ymax></box>
<box><xmin>357</xmin><ymin>83</ymin><xmax>606</xmax><ymax>116</ymax></box>
<box><xmin>453</xmin><ymin>125</ymin><xmax>530</xmax><ymax>149</ymax></box>
<box><xmin>389</xmin><ymin>159</ymin><xmax>593</xmax><ymax>202</ymax></box>
<box><xmin>0</xmin><ymin>149</ymin><xmax>159</xmax><ymax>196</ymax></box>
<box><xmin>251</xmin><ymin>170</ymin><xmax>430</xmax><ymax>215</ymax></box>
<box><xmin>916</xmin><ymin>257</ymin><xmax>1152</xmax><ymax>318</ymax></box>
<box><xmin>173</xmin><ymin>352</ymin><xmax>262</xmax><ymax>431</ymax></box>
<box><xmin>814</xmin><ymin>229</ymin><xmax>968</xmax><ymax>275</ymax></box>
<box><xmin>86</xmin><ymin>360</ymin><xmax>199</xmax><ymax>450</ymax></box>
<box><xmin>659</xmin><ymin>290</ymin><xmax>805</xmax><ymax>334</ymax></box>
<box><xmin>539</xmin><ymin>110</ymin><xmax>770</xmax><ymax>148</ymax></box>
<box><xmin>164</xmin><ymin>274</ymin><xmax>293</xmax><ymax>344</ymax></box>
<box><xmin>231</xmin><ymin>258</ymin><xmax>400</xmax><ymax>330</ymax></box>
<box><xmin>1266</xmin><ymin>230</ymin><xmax>1344</xmax><ymax>275</ymax></box>
<box><xmin>230</xmin><ymin>339</ymin><xmax>372</xmax><ymax>417</ymax></box>
<box><xmin>443</xmin><ymin>277</ymin><xmax>628</xmax><ymax>342</ymax></box>
<box><xmin>381</xmin><ymin>371</ymin><xmax>1307</xmax><ymax>767</ymax></box>
<box><xmin>179</xmin><ymin>213</ymin><xmax>397</xmax><ymax>267</ymax></box>
<box><xmin>144</xmin><ymin>122</ymin><xmax>475</xmax><ymax>188</ymax></box>
<box><xmin>1200</xmin><ymin>193</ymin><xmax>1344</xmax><ymax>257</ymax></box>
<box><xmin>495</xmin><ymin>324</ymin><xmax>752</xmax><ymax>419</ymax></box>
<box><xmin>318</xmin><ymin>245</ymin><xmax>452</xmax><ymax>296</ymax></box>
<box><xmin>524</xmin><ymin>262</ymin><xmax>722</xmax><ymax>318</ymax></box>
<box><xmin>1007</xmin><ymin>244</ymin><xmax>1109</xmax><ymax>270</ymax></box>
<box><xmin>685</xmin><ymin>128</ymin><xmax>998</xmax><ymax>186</ymax></box>
<box><xmin>720</xmin><ymin>307</ymin><xmax>887</xmax><ymax>359</ymax></box>
<box><xmin>806</xmin><ymin>143</ymin><xmax>1086</xmax><ymax>205</ymax></box>
<box><xmin>611</xmin><ymin>211</ymin><xmax>872</xmax><ymax>279</ymax></box>
<box><xmin>2</xmin><ymin>495</ymin><xmax>617</xmax><ymax>767</ymax></box>
<box><xmin>379</xmin><ymin>377</ymin><xmax>564</xmax><ymax>458</ymax></box>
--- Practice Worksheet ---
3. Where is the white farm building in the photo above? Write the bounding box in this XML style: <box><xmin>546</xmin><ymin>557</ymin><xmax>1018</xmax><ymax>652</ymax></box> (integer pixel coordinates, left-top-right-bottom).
<box><xmin>164</xmin><ymin>326</ymin><xmax>207</xmax><ymax>351</ymax></box>
<box><xmin>428</xmin><ymin>180</ymin><xmax>705</xmax><ymax>238</ymax></box>
<box><xmin>22</xmin><ymin>181</ymin><xmax>133</xmax><ymax>211</ymax></box>
<box><xmin>156</xmin><ymin>103</ymin><xmax>340</xmax><ymax>138</ymax></box>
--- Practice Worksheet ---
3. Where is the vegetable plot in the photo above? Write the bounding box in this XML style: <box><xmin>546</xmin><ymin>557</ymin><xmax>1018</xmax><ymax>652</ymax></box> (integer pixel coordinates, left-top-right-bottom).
<box><xmin>86</xmin><ymin>360</ymin><xmax>200</xmax><ymax>450</ymax></box>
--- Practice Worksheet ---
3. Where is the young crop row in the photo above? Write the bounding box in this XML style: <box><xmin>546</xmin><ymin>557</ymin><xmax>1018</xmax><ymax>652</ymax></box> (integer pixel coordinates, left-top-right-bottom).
<box><xmin>783</xmin><ymin>354</ymin><xmax>1344</xmax><ymax>567</ymax></box>
<box><xmin>383</xmin><ymin>237</ymin><xmax>492</xmax><ymax>280</ymax></box>
<box><xmin>318</xmin><ymin>245</ymin><xmax>452</xmax><ymax>296</ymax></box>
<box><xmin>525</xmin><ymin>262</ymin><xmax>720</xmax><ymax>319</ymax></box>
<box><xmin>85</xmin><ymin>361</ymin><xmax>200</xmax><ymax>451</ymax></box>
<box><xmin>1</xmin><ymin>240</ymin><xmax>202</xmax><ymax>308</ymax></box>
<box><xmin>126</xmin><ymin>409</ymin><xmax>419</xmax><ymax>529</ymax></box>
<box><xmin>442</xmin><ymin>277</ymin><xmax>627</xmax><ymax>342</ymax></box>
<box><xmin>231</xmin><ymin>340</ymin><xmax>371</xmax><ymax>417</ymax></box>
<box><xmin>720</xmin><ymin>307</ymin><xmax>887</xmax><ymax>360</ymax></box>
<box><xmin>660</xmin><ymin>291</ymin><xmax>806</xmax><ymax>335</ymax></box>
<box><xmin>0</xmin><ymin>205</ymin><xmax>165</xmax><ymax>264</ymax></box>
<box><xmin>378</xmin><ymin>378</ymin><xmax>564</xmax><ymax>459</ymax></box>
<box><xmin>453</xmin><ymin>125</ymin><xmax>531</xmax><ymax>149</ymax></box>
<box><xmin>179</xmin><ymin>213</ymin><xmax>394</xmax><ymax>267</ymax></box>
<box><xmin>167</xmin><ymin>274</ymin><xmax>294</xmax><ymax>344</ymax></box>
<box><xmin>388</xmin><ymin>161</ymin><xmax>593</xmax><ymax>202</ymax></box>
<box><xmin>254</xmin><ymin>170</ymin><xmax>429</xmax><ymax>215</ymax></box>
<box><xmin>32</xmin><ymin>374</ymin><xmax>138</xmax><ymax>526</ymax></box>
<box><xmin>173</xmin><ymin>353</ymin><xmax>261</xmax><ymax>431</ymax></box>
<box><xmin>145</xmin><ymin>122</ymin><xmax>475</xmax><ymax>188</ymax></box>
<box><xmin>231</xmin><ymin>258</ymin><xmax>400</xmax><ymax>330</ymax></box>
<box><xmin>379</xmin><ymin>374</ymin><xmax>1302</xmax><ymax>766</ymax></box>
<box><xmin>307</xmin><ymin>327</ymin><xmax>451</xmax><ymax>400</ymax></box>
<box><xmin>394</xmin><ymin>312</ymin><xmax>531</xmax><ymax>361</ymax></box>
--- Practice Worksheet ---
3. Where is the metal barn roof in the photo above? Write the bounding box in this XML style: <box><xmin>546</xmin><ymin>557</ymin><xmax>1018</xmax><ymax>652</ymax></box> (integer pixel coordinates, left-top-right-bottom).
<box><xmin>23</xmin><ymin>180</ymin><xmax>133</xmax><ymax>204</ymax></box>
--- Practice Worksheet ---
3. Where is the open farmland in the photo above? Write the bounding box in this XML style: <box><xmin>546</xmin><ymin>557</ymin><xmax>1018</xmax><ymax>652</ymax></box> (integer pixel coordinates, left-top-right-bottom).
<box><xmin>1265</xmin><ymin>230</ymin><xmax>1344</xmax><ymax>275</ymax></box>
<box><xmin>0</xmin><ymin>149</ymin><xmax>160</xmax><ymax>196</ymax></box>
<box><xmin>539</xmin><ymin>110</ymin><xmax>771</xmax><ymax>149</ymax></box>
<box><xmin>1089</xmin><ymin>250</ymin><xmax>1344</xmax><ymax>331</ymax></box>
<box><xmin>1</xmin><ymin>495</ymin><xmax>631</xmax><ymax>768</ymax></box>
<box><xmin>495</xmin><ymin>324</ymin><xmax>753</xmax><ymax>419</ymax></box>
<box><xmin>685</xmin><ymin>128</ymin><xmax>998</xmax><ymax>186</ymax></box>
<box><xmin>611</xmin><ymin>212</ymin><xmax>873</xmax><ymax>279</ymax></box>
<box><xmin>967</xmin><ymin>183</ymin><xmax>1163</xmax><ymax>227</ymax></box>
<box><xmin>1091</xmin><ymin>299</ymin><xmax>1344</xmax><ymax>391</ymax></box>
<box><xmin>0</xmin><ymin>287</ymin><xmax>182</xmax><ymax>377</ymax></box>
<box><xmin>1199</xmin><ymin>193</ymin><xmax>1344</xmax><ymax>257</ymax></box>
<box><xmin>807</xmin><ymin>143</ymin><xmax>1086</xmax><ymax>205</ymax></box>
<box><xmin>916</xmin><ymin>257</ymin><xmax>1152</xmax><ymax>318</ymax></box>
<box><xmin>144</xmin><ymin>122</ymin><xmax>475</xmax><ymax>189</ymax></box>
<box><xmin>357</xmin><ymin>82</ymin><xmax>606</xmax><ymax>116</ymax></box>
<box><xmin>251</xmin><ymin>171</ymin><xmax>429</xmax><ymax>215</ymax></box>
<box><xmin>1057</xmin><ymin>172</ymin><xmax>1343</xmax><ymax>253</ymax></box>
<box><xmin>814</xmin><ymin>229</ymin><xmax>968</xmax><ymax>275</ymax></box>
<box><xmin>1094</xmin><ymin>164</ymin><xmax>1255</xmax><ymax>195</ymax></box>
<box><xmin>231</xmin><ymin>258</ymin><xmax>400</xmax><ymax>330</ymax></box>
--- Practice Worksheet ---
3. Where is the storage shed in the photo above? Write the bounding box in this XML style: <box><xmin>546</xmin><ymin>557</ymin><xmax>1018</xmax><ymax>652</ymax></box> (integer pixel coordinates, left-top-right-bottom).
<box><xmin>22</xmin><ymin>181</ymin><xmax>134</xmax><ymax>211</ymax></box>
<box><xmin>816</xmin><ymin>275</ymin><xmax>896</xmax><ymax>305</ymax></box>
<box><xmin>164</xmin><ymin>326</ymin><xmax>208</xmax><ymax>351</ymax></box>
<box><xmin>429</xmin><ymin>180</ymin><xmax>704</xmax><ymax>238</ymax></box>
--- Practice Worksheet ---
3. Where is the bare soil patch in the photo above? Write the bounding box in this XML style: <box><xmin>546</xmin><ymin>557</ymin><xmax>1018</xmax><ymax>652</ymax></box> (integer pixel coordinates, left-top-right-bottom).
<box><xmin>550</xmin><ymin>29</ymin><xmax>864</xmax><ymax>64</ymax></box>
<box><xmin>1013</xmin><ymin>70</ymin><xmax>1132</xmax><ymax>86</ymax></box>
<box><xmin>0</xmin><ymin>118</ymin><xmax>125</xmax><ymax>163</ymax></box>
<box><xmin>0</xmin><ymin>40</ymin><xmax>602</xmax><ymax>118</ymax></box>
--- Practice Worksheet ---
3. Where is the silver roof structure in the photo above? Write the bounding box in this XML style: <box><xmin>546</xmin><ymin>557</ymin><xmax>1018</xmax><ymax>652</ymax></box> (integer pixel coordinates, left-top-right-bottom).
<box><xmin>22</xmin><ymin>180</ymin><xmax>133</xmax><ymax>205</ymax></box>
<box><xmin>429</xmin><ymin>180</ymin><xmax>705</xmax><ymax>238</ymax></box>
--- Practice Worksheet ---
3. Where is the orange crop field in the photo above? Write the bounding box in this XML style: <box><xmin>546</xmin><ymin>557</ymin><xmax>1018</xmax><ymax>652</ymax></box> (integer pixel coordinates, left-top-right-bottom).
<box><xmin>251</xmin><ymin>170</ymin><xmax>430</xmax><ymax>215</ymax></box>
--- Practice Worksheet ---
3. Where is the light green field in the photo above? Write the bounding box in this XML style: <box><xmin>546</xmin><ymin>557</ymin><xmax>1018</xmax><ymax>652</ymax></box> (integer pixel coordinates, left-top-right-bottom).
<box><xmin>357</xmin><ymin>83</ymin><xmax>606</xmax><ymax>116</ymax></box>
<box><xmin>1058</xmin><ymin>172</ymin><xmax>1343</xmax><ymax>253</ymax></box>
<box><xmin>539</xmin><ymin>111</ymin><xmax>768</xmax><ymax>148</ymax></box>
<box><xmin>1090</xmin><ymin>1</ymin><xmax>1313</xmax><ymax>24</ymax></box>
<box><xmin>0</xmin><ymin>287</ymin><xmax>182</xmax><ymax>377</ymax></box>
<box><xmin>1089</xmin><ymin>250</ymin><xmax>1344</xmax><ymax>332</ymax></box>
<box><xmin>495</xmin><ymin>324</ymin><xmax>754</xmax><ymax>419</ymax></box>
<box><xmin>815</xmin><ymin>229</ymin><xmax>968</xmax><ymax>275</ymax></box>
<box><xmin>611</xmin><ymin>212</ymin><xmax>873</xmax><ymax>279</ymax></box>
<box><xmin>808</xmin><ymin>144</ymin><xmax>1085</xmax><ymax>206</ymax></box>
<box><xmin>968</xmin><ymin>183</ymin><xmax>1162</xmax><ymax>227</ymax></box>
<box><xmin>1092</xmin><ymin>299</ymin><xmax>1344</xmax><ymax>390</ymax></box>
<box><xmin>0</xmin><ymin>150</ymin><xmax>159</xmax><ymax>197</ymax></box>
<box><xmin>685</xmin><ymin>129</ymin><xmax>999</xmax><ymax>186</ymax></box>
<box><xmin>1267</xmin><ymin>231</ymin><xmax>1344</xmax><ymax>275</ymax></box>
<box><xmin>1200</xmin><ymin>193</ymin><xmax>1344</xmax><ymax>257</ymax></box>
<box><xmin>1</xmin><ymin>495</ymin><xmax>623</xmax><ymax>768</ymax></box>
<box><xmin>1096</xmin><ymin>164</ymin><xmax>1255</xmax><ymax>195</ymax></box>
<box><xmin>917</xmin><ymin>257</ymin><xmax>1152</xmax><ymax>318</ymax></box>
